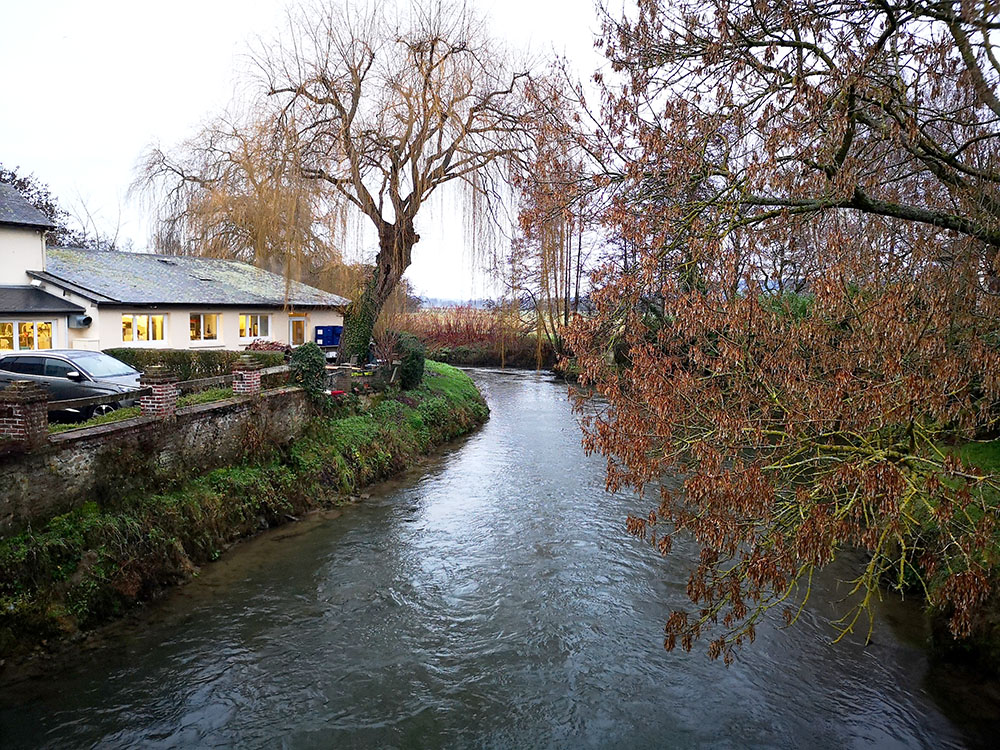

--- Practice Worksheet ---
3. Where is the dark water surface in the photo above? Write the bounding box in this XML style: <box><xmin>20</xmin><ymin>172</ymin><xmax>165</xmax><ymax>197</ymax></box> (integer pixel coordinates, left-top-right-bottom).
<box><xmin>0</xmin><ymin>369</ymin><xmax>986</xmax><ymax>748</ymax></box>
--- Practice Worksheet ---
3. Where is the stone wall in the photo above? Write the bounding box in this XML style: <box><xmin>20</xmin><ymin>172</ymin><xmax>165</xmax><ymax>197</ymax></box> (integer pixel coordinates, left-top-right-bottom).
<box><xmin>0</xmin><ymin>387</ymin><xmax>310</xmax><ymax>535</ymax></box>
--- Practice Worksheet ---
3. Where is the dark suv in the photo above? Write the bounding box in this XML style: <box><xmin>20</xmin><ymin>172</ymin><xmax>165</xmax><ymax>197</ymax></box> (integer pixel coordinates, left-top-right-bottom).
<box><xmin>0</xmin><ymin>350</ymin><xmax>141</xmax><ymax>418</ymax></box>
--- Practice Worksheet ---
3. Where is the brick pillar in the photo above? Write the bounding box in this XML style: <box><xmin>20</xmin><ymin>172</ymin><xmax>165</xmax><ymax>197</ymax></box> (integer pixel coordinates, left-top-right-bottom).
<box><xmin>232</xmin><ymin>355</ymin><xmax>263</xmax><ymax>396</ymax></box>
<box><xmin>0</xmin><ymin>381</ymin><xmax>49</xmax><ymax>449</ymax></box>
<box><xmin>140</xmin><ymin>365</ymin><xmax>179</xmax><ymax>420</ymax></box>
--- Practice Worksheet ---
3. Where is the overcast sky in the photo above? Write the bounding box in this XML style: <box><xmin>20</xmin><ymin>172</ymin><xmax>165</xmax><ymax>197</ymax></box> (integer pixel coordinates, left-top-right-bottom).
<box><xmin>0</xmin><ymin>0</ymin><xmax>605</xmax><ymax>300</ymax></box>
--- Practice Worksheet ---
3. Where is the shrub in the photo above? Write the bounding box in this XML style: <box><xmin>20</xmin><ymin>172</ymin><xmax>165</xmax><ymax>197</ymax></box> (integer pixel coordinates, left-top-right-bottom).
<box><xmin>289</xmin><ymin>342</ymin><xmax>327</xmax><ymax>397</ymax></box>
<box><xmin>103</xmin><ymin>348</ymin><xmax>284</xmax><ymax>381</ymax></box>
<box><xmin>396</xmin><ymin>332</ymin><xmax>425</xmax><ymax>390</ymax></box>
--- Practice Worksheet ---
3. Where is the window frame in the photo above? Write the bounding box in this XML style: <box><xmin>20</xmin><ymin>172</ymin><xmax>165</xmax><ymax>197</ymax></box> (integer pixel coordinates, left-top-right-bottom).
<box><xmin>0</xmin><ymin>319</ymin><xmax>56</xmax><ymax>352</ymax></box>
<box><xmin>238</xmin><ymin>313</ymin><xmax>271</xmax><ymax>342</ymax></box>
<box><xmin>189</xmin><ymin>313</ymin><xmax>221</xmax><ymax>345</ymax></box>
<box><xmin>120</xmin><ymin>313</ymin><xmax>167</xmax><ymax>346</ymax></box>
<box><xmin>288</xmin><ymin>316</ymin><xmax>308</xmax><ymax>347</ymax></box>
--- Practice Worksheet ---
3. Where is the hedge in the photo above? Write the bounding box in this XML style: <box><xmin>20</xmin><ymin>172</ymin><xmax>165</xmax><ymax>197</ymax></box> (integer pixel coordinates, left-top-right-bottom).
<box><xmin>395</xmin><ymin>332</ymin><xmax>426</xmax><ymax>390</ymax></box>
<box><xmin>103</xmin><ymin>348</ymin><xmax>286</xmax><ymax>381</ymax></box>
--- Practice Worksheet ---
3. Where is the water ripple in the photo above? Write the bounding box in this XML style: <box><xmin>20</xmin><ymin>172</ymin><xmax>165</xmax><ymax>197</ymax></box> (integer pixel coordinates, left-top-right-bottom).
<box><xmin>0</xmin><ymin>369</ymin><xmax>977</xmax><ymax>749</ymax></box>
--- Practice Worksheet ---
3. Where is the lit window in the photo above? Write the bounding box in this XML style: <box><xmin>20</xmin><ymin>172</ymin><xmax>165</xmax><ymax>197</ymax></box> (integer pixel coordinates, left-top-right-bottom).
<box><xmin>18</xmin><ymin>322</ymin><xmax>33</xmax><ymax>350</ymax></box>
<box><xmin>239</xmin><ymin>313</ymin><xmax>270</xmax><ymax>339</ymax></box>
<box><xmin>0</xmin><ymin>320</ymin><xmax>55</xmax><ymax>350</ymax></box>
<box><xmin>122</xmin><ymin>314</ymin><xmax>166</xmax><ymax>343</ymax></box>
<box><xmin>36</xmin><ymin>322</ymin><xmax>52</xmax><ymax>350</ymax></box>
<box><xmin>190</xmin><ymin>313</ymin><xmax>219</xmax><ymax>341</ymax></box>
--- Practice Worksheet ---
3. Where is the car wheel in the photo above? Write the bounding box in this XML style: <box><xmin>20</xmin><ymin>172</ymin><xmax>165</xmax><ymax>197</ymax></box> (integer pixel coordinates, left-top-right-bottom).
<box><xmin>88</xmin><ymin>402</ymin><xmax>119</xmax><ymax>419</ymax></box>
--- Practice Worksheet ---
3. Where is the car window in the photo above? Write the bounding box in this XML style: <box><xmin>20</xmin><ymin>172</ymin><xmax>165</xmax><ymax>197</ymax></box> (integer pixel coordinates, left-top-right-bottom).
<box><xmin>10</xmin><ymin>356</ymin><xmax>44</xmax><ymax>376</ymax></box>
<box><xmin>0</xmin><ymin>357</ymin><xmax>19</xmax><ymax>373</ymax></box>
<box><xmin>68</xmin><ymin>352</ymin><xmax>137</xmax><ymax>378</ymax></box>
<box><xmin>44</xmin><ymin>358</ymin><xmax>77</xmax><ymax>378</ymax></box>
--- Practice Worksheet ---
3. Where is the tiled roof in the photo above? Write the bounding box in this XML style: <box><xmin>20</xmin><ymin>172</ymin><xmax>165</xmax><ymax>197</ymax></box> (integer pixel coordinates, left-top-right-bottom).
<box><xmin>32</xmin><ymin>247</ymin><xmax>350</xmax><ymax>308</ymax></box>
<box><xmin>0</xmin><ymin>286</ymin><xmax>86</xmax><ymax>314</ymax></box>
<box><xmin>0</xmin><ymin>184</ymin><xmax>56</xmax><ymax>229</ymax></box>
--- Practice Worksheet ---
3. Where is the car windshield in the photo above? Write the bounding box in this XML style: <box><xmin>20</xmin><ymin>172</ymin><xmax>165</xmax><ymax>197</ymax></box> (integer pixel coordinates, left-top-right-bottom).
<box><xmin>69</xmin><ymin>352</ymin><xmax>138</xmax><ymax>378</ymax></box>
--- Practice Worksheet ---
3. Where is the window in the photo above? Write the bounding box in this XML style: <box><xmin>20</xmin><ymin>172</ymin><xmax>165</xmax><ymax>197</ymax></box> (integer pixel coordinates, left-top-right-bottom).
<box><xmin>289</xmin><ymin>317</ymin><xmax>306</xmax><ymax>346</ymax></box>
<box><xmin>239</xmin><ymin>313</ymin><xmax>270</xmax><ymax>339</ymax></box>
<box><xmin>0</xmin><ymin>320</ymin><xmax>54</xmax><ymax>351</ymax></box>
<box><xmin>36</xmin><ymin>322</ymin><xmax>52</xmax><ymax>350</ymax></box>
<box><xmin>69</xmin><ymin>351</ymin><xmax>138</xmax><ymax>378</ymax></box>
<box><xmin>44</xmin><ymin>358</ymin><xmax>76</xmax><ymax>378</ymax></box>
<box><xmin>6</xmin><ymin>356</ymin><xmax>44</xmax><ymax>376</ymax></box>
<box><xmin>190</xmin><ymin>313</ymin><xmax>219</xmax><ymax>342</ymax></box>
<box><xmin>121</xmin><ymin>314</ymin><xmax>166</xmax><ymax>343</ymax></box>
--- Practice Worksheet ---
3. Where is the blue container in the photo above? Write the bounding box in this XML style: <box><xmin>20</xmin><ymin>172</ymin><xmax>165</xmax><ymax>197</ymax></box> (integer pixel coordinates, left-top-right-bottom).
<box><xmin>314</xmin><ymin>325</ymin><xmax>344</xmax><ymax>347</ymax></box>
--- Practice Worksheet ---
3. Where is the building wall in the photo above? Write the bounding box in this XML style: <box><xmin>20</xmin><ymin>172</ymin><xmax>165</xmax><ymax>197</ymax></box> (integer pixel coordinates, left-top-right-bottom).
<box><xmin>0</xmin><ymin>225</ymin><xmax>45</xmax><ymax>285</ymax></box>
<box><xmin>64</xmin><ymin>306</ymin><xmax>345</xmax><ymax>351</ymax></box>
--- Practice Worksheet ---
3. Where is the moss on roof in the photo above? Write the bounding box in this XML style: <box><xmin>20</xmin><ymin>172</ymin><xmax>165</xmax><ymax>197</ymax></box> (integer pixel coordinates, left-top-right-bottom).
<box><xmin>39</xmin><ymin>247</ymin><xmax>349</xmax><ymax>308</ymax></box>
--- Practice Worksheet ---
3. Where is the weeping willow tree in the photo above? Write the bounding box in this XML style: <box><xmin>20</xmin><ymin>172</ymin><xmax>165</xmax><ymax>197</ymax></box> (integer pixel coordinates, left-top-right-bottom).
<box><xmin>137</xmin><ymin>113</ymin><xmax>344</xmax><ymax>283</ymax></box>
<box><xmin>140</xmin><ymin>0</ymin><xmax>534</xmax><ymax>360</ymax></box>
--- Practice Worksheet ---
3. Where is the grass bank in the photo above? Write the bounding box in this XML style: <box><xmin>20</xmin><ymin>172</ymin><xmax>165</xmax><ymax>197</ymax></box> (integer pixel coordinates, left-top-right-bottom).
<box><xmin>929</xmin><ymin>438</ymin><xmax>1000</xmax><ymax>671</ymax></box>
<box><xmin>0</xmin><ymin>361</ymin><xmax>488</xmax><ymax>659</ymax></box>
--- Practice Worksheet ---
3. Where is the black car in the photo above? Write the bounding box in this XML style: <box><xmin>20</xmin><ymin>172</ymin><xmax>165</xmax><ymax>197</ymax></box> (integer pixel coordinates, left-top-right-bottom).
<box><xmin>0</xmin><ymin>349</ymin><xmax>141</xmax><ymax>418</ymax></box>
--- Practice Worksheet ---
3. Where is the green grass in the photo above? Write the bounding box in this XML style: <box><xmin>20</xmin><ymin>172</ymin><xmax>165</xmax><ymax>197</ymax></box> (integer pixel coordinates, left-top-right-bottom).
<box><xmin>48</xmin><ymin>407</ymin><xmax>142</xmax><ymax>434</ymax></box>
<box><xmin>46</xmin><ymin>387</ymin><xmax>246</xmax><ymax>435</ymax></box>
<box><xmin>177</xmin><ymin>387</ymin><xmax>234</xmax><ymax>408</ymax></box>
<box><xmin>957</xmin><ymin>439</ymin><xmax>1000</xmax><ymax>474</ymax></box>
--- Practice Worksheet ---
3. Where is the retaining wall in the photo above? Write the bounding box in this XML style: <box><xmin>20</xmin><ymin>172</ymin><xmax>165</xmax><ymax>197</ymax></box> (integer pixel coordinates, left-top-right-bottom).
<box><xmin>0</xmin><ymin>387</ymin><xmax>309</xmax><ymax>535</ymax></box>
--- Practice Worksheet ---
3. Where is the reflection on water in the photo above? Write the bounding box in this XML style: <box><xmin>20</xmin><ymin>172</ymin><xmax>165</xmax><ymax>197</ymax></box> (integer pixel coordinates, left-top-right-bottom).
<box><xmin>0</xmin><ymin>369</ymin><xmax>988</xmax><ymax>748</ymax></box>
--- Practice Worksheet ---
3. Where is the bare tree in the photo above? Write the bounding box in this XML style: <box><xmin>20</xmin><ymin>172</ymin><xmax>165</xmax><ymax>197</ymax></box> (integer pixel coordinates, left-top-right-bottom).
<box><xmin>142</xmin><ymin>0</ymin><xmax>534</xmax><ymax>359</ymax></box>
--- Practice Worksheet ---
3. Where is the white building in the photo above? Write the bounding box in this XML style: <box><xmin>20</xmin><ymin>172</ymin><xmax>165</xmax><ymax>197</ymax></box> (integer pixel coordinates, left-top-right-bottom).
<box><xmin>0</xmin><ymin>184</ymin><xmax>348</xmax><ymax>353</ymax></box>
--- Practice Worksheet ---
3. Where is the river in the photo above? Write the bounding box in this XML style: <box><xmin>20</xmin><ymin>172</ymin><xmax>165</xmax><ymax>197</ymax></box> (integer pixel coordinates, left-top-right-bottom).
<box><xmin>0</xmin><ymin>369</ymin><xmax>990</xmax><ymax>748</ymax></box>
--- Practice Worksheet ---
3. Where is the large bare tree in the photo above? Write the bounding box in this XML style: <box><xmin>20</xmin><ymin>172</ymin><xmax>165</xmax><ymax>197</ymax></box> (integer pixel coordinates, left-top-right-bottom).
<box><xmin>143</xmin><ymin>0</ymin><xmax>533</xmax><ymax>359</ymax></box>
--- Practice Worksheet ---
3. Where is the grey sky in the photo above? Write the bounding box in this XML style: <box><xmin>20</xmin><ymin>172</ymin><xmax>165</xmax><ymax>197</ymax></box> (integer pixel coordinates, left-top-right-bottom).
<box><xmin>0</xmin><ymin>0</ymin><xmax>604</xmax><ymax>299</ymax></box>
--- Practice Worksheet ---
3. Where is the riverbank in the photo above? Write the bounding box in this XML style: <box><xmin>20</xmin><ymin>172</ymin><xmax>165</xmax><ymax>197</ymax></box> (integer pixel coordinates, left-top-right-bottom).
<box><xmin>0</xmin><ymin>361</ymin><xmax>488</xmax><ymax>660</ymax></box>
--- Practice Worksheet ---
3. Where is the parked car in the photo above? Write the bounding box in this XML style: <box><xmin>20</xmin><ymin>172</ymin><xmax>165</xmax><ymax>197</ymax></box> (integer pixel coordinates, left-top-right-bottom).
<box><xmin>0</xmin><ymin>349</ymin><xmax>141</xmax><ymax>419</ymax></box>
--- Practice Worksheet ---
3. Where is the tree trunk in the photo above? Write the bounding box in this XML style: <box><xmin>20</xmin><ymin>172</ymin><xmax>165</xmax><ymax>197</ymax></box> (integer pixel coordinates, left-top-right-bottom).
<box><xmin>339</xmin><ymin>220</ymin><xmax>417</xmax><ymax>362</ymax></box>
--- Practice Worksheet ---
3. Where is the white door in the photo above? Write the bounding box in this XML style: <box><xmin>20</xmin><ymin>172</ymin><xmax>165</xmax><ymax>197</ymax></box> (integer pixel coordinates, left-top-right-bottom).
<box><xmin>289</xmin><ymin>317</ymin><xmax>307</xmax><ymax>346</ymax></box>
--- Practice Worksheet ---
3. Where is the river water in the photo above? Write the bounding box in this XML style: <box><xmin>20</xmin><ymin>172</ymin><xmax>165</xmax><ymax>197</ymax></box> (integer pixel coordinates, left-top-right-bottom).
<box><xmin>0</xmin><ymin>369</ymin><xmax>989</xmax><ymax>748</ymax></box>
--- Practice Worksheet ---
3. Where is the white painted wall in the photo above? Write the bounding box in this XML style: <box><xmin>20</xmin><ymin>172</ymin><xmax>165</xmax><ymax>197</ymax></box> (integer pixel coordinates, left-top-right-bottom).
<box><xmin>64</xmin><ymin>307</ymin><xmax>345</xmax><ymax>351</ymax></box>
<box><xmin>0</xmin><ymin>225</ymin><xmax>46</xmax><ymax>284</ymax></box>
